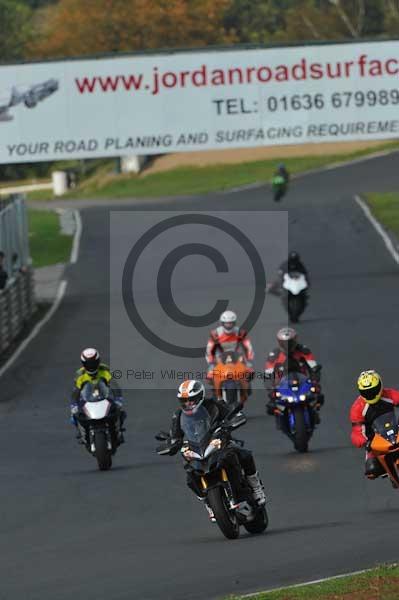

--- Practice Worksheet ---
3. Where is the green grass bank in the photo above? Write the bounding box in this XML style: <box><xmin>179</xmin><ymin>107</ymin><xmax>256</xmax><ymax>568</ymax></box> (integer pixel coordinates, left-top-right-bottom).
<box><xmin>227</xmin><ymin>564</ymin><xmax>399</xmax><ymax>600</ymax></box>
<box><xmin>28</xmin><ymin>209</ymin><xmax>73</xmax><ymax>267</ymax></box>
<box><xmin>27</xmin><ymin>142</ymin><xmax>399</xmax><ymax>202</ymax></box>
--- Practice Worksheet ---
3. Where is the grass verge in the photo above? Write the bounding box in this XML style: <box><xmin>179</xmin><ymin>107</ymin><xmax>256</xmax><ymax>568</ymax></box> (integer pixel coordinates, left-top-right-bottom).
<box><xmin>26</xmin><ymin>142</ymin><xmax>399</xmax><ymax>202</ymax></box>
<box><xmin>28</xmin><ymin>209</ymin><xmax>72</xmax><ymax>267</ymax></box>
<box><xmin>367</xmin><ymin>191</ymin><xmax>399</xmax><ymax>237</ymax></box>
<box><xmin>227</xmin><ymin>564</ymin><xmax>399</xmax><ymax>600</ymax></box>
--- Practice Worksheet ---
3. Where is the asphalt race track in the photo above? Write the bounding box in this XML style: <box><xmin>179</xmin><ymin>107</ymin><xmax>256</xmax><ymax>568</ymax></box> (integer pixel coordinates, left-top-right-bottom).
<box><xmin>1</xmin><ymin>152</ymin><xmax>399</xmax><ymax>600</ymax></box>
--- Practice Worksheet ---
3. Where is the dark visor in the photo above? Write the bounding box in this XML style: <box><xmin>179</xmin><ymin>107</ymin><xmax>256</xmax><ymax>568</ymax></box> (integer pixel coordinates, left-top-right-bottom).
<box><xmin>360</xmin><ymin>381</ymin><xmax>381</xmax><ymax>401</ymax></box>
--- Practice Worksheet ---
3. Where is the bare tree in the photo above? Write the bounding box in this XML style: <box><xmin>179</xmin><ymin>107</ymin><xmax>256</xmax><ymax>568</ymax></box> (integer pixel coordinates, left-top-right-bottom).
<box><xmin>328</xmin><ymin>0</ymin><xmax>358</xmax><ymax>36</ymax></box>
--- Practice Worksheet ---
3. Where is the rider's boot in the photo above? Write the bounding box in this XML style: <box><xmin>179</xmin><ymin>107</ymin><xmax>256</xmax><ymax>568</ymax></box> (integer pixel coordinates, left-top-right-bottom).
<box><xmin>246</xmin><ymin>472</ymin><xmax>266</xmax><ymax>506</ymax></box>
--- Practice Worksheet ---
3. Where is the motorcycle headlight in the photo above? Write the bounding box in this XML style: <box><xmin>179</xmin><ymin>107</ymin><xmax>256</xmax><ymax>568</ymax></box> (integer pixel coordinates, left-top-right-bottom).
<box><xmin>299</xmin><ymin>394</ymin><xmax>307</xmax><ymax>401</ymax></box>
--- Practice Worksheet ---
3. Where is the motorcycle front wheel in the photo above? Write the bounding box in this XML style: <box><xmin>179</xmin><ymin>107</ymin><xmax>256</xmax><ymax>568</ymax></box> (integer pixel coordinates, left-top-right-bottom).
<box><xmin>207</xmin><ymin>487</ymin><xmax>239</xmax><ymax>540</ymax></box>
<box><xmin>243</xmin><ymin>506</ymin><xmax>268</xmax><ymax>534</ymax></box>
<box><xmin>94</xmin><ymin>431</ymin><xmax>112</xmax><ymax>471</ymax></box>
<box><xmin>293</xmin><ymin>410</ymin><xmax>309</xmax><ymax>453</ymax></box>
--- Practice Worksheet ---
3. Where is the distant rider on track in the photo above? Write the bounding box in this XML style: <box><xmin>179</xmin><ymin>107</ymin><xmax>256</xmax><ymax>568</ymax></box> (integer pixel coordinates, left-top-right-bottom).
<box><xmin>206</xmin><ymin>310</ymin><xmax>255</xmax><ymax>375</ymax></box>
<box><xmin>268</xmin><ymin>251</ymin><xmax>309</xmax><ymax>295</ymax></box>
<box><xmin>265</xmin><ymin>327</ymin><xmax>323</xmax><ymax>416</ymax></box>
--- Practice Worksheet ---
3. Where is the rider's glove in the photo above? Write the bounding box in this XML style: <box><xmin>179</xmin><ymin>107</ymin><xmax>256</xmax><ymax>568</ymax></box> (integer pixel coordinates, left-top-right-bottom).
<box><xmin>114</xmin><ymin>397</ymin><xmax>124</xmax><ymax>408</ymax></box>
<box><xmin>70</xmin><ymin>404</ymin><xmax>79</xmax><ymax>416</ymax></box>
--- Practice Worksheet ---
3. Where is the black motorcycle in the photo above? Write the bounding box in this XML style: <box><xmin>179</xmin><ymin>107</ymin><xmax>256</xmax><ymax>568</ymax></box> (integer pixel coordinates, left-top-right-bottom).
<box><xmin>156</xmin><ymin>408</ymin><xmax>268</xmax><ymax>540</ymax></box>
<box><xmin>76</xmin><ymin>381</ymin><xmax>123</xmax><ymax>471</ymax></box>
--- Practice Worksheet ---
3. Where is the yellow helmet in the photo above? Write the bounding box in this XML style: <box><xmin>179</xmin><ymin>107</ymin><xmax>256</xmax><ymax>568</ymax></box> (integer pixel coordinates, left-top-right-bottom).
<box><xmin>357</xmin><ymin>370</ymin><xmax>383</xmax><ymax>404</ymax></box>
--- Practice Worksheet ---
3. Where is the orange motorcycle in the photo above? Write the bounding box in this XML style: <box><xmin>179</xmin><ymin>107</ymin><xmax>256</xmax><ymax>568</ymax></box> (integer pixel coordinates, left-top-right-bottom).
<box><xmin>370</xmin><ymin>412</ymin><xmax>399</xmax><ymax>488</ymax></box>
<box><xmin>208</xmin><ymin>351</ymin><xmax>252</xmax><ymax>407</ymax></box>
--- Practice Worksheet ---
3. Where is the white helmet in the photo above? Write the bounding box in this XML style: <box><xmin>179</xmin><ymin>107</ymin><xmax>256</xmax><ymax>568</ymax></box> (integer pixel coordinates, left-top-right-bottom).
<box><xmin>220</xmin><ymin>310</ymin><xmax>237</xmax><ymax>333</ymax></box>
<box><xmin>177</xmin><ymin>380</ymin><xmax>205</xmax><ymax>415</ymax></box>
<box><xmin>81</xmin><ymin>347</ymin><xmax>100</xmax><ymax>375</ymax></box>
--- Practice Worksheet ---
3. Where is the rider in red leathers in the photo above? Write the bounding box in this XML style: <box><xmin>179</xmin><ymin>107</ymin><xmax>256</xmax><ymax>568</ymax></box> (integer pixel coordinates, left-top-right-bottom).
<box><xmin>265</xmin><ymin>327</ymin><xmax>323</xmax><ymax>415</ymax></box>
<box><xmin>206</xmin><ymin>310</ymin><xmax>254</xmax><ymax>375</ymax></box>
<box><xmin>350</xmin><ymin>370</ymin><xmax>399</xmax><ymax>482</ymax></box>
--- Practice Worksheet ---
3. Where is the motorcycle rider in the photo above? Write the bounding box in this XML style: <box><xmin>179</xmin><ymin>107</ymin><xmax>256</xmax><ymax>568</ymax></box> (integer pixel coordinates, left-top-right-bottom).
<box><xmin>265</xmin><ymin>327</ymin><xmax>323</xmax><ymax>415</ymax></box>
<box><xmin>70</xmin><ymin>348</ymin><xmax>126</xmax><ymax>441</ymax></box>
<box><xmin>268</xmin><ymin>251</ymin><xmax>309</xmax><ymax>295</ymax></box>
<box><xmin>158</xmin><ymin>380</ymin><xmax>266</xmax><ymax>521</ymax></box>
<box><xmin>206</xmin><ymin>310</ymin><xmax>254</xmax><ymax>374</ymax></box>
<box><xmin>274</xmin><ymin>163</ymin><xmax>290</xmax><ymax>184</ymax></box>
<box><xmin>350</xmin><ymin>370</ymin><xmax>399</xmax><ymax>482</ymax></box>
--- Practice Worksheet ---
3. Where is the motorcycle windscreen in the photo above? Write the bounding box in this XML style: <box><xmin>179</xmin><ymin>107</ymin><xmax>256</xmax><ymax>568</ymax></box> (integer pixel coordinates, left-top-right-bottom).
<box><xmin>372</xmin><ymin>412</ymin><xmax>398</xmax><ymax>447</ymax></box>
<box><xmin>181</xmin><ymin>406</ymin><xmax>212</xmax><ymax>450</ymax></box>
<box><xmin>83</xmin><ymin>399</ymin><xmax>111</xmax><ymax>419</ymax></box>
<box><xmin>81</xmin><ymin>380</ymin><xmax>111</xmax><ymax>403</ymax></box>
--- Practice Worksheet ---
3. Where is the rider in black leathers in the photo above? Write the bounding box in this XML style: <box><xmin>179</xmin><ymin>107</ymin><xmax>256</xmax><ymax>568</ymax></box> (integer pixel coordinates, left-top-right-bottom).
<box><xmin>158</xmin><ymin>380</ymin><xmax>266</xmax><ymax>519</ymax></box>
<box><xmin>268</xmin><ymin>251</ymin><xmax>309</xmax><ymax>294</ymax></box>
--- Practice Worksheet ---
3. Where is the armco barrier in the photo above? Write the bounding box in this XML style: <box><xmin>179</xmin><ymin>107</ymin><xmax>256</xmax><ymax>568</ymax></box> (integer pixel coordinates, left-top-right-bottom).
<box><xmin>0</xmin><ymin>195</ymin><xmax>36</xmax><ymax>355</ymax></box>
<box><xmin>0</xmin><ymin>269</ymin><xmax>36</xmax><ymax>354</ymax></box>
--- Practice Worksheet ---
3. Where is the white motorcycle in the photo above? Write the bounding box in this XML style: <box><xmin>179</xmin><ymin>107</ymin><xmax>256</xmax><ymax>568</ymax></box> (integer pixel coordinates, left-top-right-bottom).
<box><xmin>282</xmin><ymin>271</ymin><xmax>309</xmax><ymax>323</ymax></box>
<box><xmin>76</xmin><ymin>381</ymin><xmax>122</xmax><ymax>471</ymax></box>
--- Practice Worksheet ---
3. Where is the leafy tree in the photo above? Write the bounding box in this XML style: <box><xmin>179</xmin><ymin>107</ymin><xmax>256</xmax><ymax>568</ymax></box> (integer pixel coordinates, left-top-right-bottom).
<box><xmin>0</xmin><ymin>0</ymin><xmax>32</xmax><ymax>62</ymax></box>
<box><xmin>30</xmin><ymin>0</ymin><xmax>235</xmax><ymax>59</ymax></box>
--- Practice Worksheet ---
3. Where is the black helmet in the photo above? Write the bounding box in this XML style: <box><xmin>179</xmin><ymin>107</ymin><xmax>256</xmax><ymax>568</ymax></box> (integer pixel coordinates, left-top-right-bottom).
<box><xmin>288</xmin><ymin>251</ymin><xmax>301</xmax><ymax>271</ymax></box>
<box><xmin>81</xmin><ymin>348</ymin><xmax>100</xmax><ymax>375</ymax></box>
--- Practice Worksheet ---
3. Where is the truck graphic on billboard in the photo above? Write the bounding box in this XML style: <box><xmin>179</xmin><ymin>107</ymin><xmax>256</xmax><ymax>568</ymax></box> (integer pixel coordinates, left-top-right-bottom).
<box><xmin>0</xmin><ymin>78</ymin><xmax>59</xmax><ymax>122</ymax></box>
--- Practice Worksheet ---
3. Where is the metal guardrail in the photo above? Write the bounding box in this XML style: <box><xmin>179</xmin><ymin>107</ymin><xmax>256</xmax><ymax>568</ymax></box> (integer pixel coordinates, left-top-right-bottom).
<box><xmin>0</xmin><ymin>194</ymin><xmax>29</xmax><ymax>275</ymax></box>
<box><xmin>0</xmin><ymin>195</ymin><xmax>36</xmax><ymax>356</ymax></box>
<box><xmin>0</xmin><ymin>269</ymin><xmax>36</xmax><ymax>354</ymax></box>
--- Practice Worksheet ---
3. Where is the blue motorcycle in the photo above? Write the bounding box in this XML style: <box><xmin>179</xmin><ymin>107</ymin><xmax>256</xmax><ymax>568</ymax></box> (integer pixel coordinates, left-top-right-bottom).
<box><xmin>272</xmin><ymin>372</ymin><xmax>320</xmax><ymax>452</ymax></box>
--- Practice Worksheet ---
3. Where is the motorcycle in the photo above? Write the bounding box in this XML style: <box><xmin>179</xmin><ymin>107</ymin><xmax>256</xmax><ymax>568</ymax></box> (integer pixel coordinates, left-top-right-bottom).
<box><xmin>208</xmin><ymin>351</ymin><xmax>252</xmax><ymax>408</ymax></box>
<box><xmin>156</xmin><ymin>408</ymin><xmax>268</xmax><ymax>540</ymax></box>
<box><xmin>271</xmin><ymin>371</ymin><xmax>320</xmax><ymax>453</ymax></box>
<box><xmin>76</xmin><ymin>381</ymin><xmax>123</xmax><ymax>471</ymax></box>
<box><xmin>272</xmin><ymin>174</ymin><xmax>288</xmax><ymax>202</ymax></box>
<box><xmin>281</xmin><ymin>271</ymin><xmax>309</xmax><ymax>323</ymax></box>
<box><xmin>370</xmin><ymin>412</ymin><xmax>399</xmax><ymax>488</ymax></box>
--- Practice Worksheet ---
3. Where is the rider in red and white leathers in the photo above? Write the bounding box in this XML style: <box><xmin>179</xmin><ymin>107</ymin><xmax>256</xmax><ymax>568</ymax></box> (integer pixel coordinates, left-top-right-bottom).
<box><xmin>350</xmin><ymin>370</ymin><xmax>399</xmax><ymax>480</ymax></box>
<box><xmin>206</xmin><ymin>310</ymin><xmax>254</xmax><ymax>374</ymax></box>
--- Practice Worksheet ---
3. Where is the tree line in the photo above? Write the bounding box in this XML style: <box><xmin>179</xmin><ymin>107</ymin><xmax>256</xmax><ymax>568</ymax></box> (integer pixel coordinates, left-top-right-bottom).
<box><xmin>0</xmin><ymin>0</ymin><xmax>398</xmax><ymax>180</ymax></box>
<box><xmin>1</xmin><ymin>0</ymin><xmax>399</xmax><ymax>64</ymax></box>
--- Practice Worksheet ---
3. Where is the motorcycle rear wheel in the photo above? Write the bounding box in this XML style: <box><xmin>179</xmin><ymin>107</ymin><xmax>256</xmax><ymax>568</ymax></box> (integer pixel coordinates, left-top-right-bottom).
<box><xmin>94</xmin><ymin>431</ymin><xmax>112</xmax><ymax>471</ymax></box>
<box><xmin>288</xmin><ymin>295</ymin><xmax>304</xmax><ymax>323</ymax></box>
<box><xmin>207</xmin><ymin>487</ymin><xmax>239</xmax><ymax>540</ymax></box>
<box><xmin>243</xmin><ymin>506</ymin><xmax>268</xmax><ymax>534</ymax></box>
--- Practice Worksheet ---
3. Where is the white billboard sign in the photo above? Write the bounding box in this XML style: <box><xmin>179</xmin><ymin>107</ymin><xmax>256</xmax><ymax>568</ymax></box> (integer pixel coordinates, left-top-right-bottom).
<box><xmin>1</xmin><ymin>40</ymin><xmax>399</xmax><ymax>162</ymax></box>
